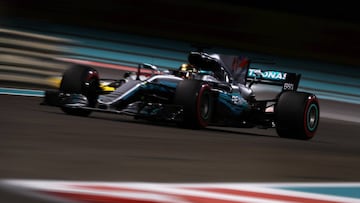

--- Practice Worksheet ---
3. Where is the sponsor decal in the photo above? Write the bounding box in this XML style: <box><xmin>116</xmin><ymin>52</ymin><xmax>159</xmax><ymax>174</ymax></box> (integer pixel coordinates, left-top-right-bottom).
<box><xmin>231</xmin><ymin>95</ymin><xmax>243</xmax><ymax>105</ymax></box>
<box><xmin>283</xmin><ymin>83</ymin><xmax>295</xmax><ymax>91</ymax></box>
<box><xmin>248</xmin><ymin>69</ymin><xmax>287</xmax><ymax>80</ymax></box>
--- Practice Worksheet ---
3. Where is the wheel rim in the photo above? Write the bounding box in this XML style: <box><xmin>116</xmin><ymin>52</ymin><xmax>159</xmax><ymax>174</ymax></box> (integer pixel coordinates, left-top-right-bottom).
<box><xmin>200</xmin><ymin>92</ymin><xmax>210</xmax><ymax>119</ymax></box>
<box><xmin>307</xmin><ymin>103</ymin><xmax>319</xmax><ymax>131</ymax></box>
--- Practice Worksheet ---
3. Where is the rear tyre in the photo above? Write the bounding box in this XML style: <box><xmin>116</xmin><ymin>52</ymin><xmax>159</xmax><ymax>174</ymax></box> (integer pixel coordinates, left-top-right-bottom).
<box><xmin>59</xmin><ymin>65</ymin><xmax>100</xmax><ymax>116</ymax></box>
<box><xmin>174</xmin><ymin>80</ymin><xmax>213</xmax><ymax>129</ymax></box>
<box><xmin>275</xmin><ymin>91</ymin><xmax>320</xmax><ymax>140</ymax></box>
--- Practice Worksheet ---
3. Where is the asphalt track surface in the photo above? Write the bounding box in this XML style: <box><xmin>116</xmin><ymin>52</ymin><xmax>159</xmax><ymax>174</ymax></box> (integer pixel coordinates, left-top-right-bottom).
<box><xmin>0</xmin><ymin>92</ymin><xmax>360</xmax><ymax>202</ymax></box>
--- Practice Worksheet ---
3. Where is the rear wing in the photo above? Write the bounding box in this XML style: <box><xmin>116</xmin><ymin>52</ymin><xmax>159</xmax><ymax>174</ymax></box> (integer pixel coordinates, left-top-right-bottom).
<box><xmin>246</xmin><ymin>68</ymin><xmax>301</xmax><ymax>91</ymax></box>
<box><xmin>186</xmin><ymin>51</ymin><xmax>301</xmax><ymax>91</ymax></box>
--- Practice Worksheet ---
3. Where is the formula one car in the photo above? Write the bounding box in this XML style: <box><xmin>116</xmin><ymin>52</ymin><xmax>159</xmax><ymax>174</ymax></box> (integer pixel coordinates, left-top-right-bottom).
<box><xmin>53</xmin><ymin>51</ymin><xmax>320</xmax><ymax>140</ymax></box>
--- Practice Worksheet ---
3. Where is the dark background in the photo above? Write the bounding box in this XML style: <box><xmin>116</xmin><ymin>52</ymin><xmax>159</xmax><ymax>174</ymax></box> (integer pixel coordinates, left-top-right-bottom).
<box><xmin>1</xmin><ymin>0</ymin><xmax>360</xmax><ymax>66</ymax></box>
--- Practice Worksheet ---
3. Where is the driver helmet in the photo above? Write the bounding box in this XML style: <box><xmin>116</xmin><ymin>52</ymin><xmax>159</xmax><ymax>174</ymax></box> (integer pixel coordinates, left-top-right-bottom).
<box><xmin>177</xmin><ymin>63</ymin><xmax>198</xmax><ymax>79</ymax></box>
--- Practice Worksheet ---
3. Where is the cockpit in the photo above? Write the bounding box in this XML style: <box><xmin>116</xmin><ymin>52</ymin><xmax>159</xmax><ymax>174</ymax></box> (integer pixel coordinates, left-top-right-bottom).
<box><xmin>187</xmin><ymin>51</ymin><xmax>249</xmax><ymax>84</ymax></box>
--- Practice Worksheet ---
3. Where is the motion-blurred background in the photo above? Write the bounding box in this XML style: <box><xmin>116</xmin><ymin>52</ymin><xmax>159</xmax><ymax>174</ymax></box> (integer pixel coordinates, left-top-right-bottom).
<box><xmin>1</xmin><ymin>0</ymin><xmax>360</xmax><ymax>66</ymax></box>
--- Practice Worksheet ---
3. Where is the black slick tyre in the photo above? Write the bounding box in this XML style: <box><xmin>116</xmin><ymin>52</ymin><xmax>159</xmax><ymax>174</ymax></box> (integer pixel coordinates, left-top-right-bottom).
<box><xmin>59</xmin><ymin>65</ymin><xmax>100</xmax><ymax>116</ymax></box>
<box><xmin>275</xmin><ymin>91</ymin><xmax>320</xmax><ymax>140</ymax></box>
<box><xmin>174</xmin><ymin>80</ymin><xmax>213</xmax><ymax>129</ymax></box>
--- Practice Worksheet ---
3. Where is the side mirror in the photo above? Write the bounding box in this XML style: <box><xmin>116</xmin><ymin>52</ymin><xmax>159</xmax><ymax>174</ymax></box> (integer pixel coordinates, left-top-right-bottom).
<box><xmin>136</xmin><ymin>64</ymin><xmax>141</xmax><ymax>80</ymax></box>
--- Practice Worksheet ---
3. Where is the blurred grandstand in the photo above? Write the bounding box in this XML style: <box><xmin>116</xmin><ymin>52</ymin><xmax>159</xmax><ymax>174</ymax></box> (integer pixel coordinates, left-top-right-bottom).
<box><xmin>1</xmin><ymin>0</ymin><xmax>360</xmax><ymax>66</ymax></box>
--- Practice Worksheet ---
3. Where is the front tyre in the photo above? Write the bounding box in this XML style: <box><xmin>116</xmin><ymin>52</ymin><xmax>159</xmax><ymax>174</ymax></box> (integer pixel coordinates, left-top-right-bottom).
<box><xmin>59</xmin><ymin>65</ymin><xmax>100</xmax><ymax>116</ymax></box>
<box><xmin>275</xmin><ymin>91</ymin><xmax>320</xmax><ymax>140</ymax></box>
<box><xmin>174</xmin><ymin>80</ymin><xmax>213</xmax><ymax>129</ymax></box>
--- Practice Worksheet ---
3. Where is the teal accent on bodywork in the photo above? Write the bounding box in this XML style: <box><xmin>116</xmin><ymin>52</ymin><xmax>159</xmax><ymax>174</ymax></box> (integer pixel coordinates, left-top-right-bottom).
<box><xmin>155</xmin><ymin>79</ymin><xmax>180</xmax><ymax>89</ymax></box>
<box><xmin>117</xmin><ymin>77</ymin><xmax>179</xmax><ymax>100</ymax></box>
<box><xmin>248</xmin><ymin>69</ymin><xmax>286</xmax><ymax>81</ymax></box>
<box><xmin>218</xmin><ymin>91</ymin><xmax>249</xmax><ymax>116</ymax></box>
<box><xmin>142</xmin><ymin>82</ymin><xmax>174</xmax><ymax>93</ymax></box>
<box><xmin>198</xmin><ymin>70</ymin><xmax>214</xmax><ymax>75</ymax></box>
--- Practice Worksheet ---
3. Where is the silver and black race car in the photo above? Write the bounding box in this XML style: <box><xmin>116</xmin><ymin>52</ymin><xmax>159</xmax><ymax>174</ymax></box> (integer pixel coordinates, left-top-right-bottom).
<box><xmin>50</xmin><ymin>51</ymin><xmax>320</xmax><ymax>140</ymax></box>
